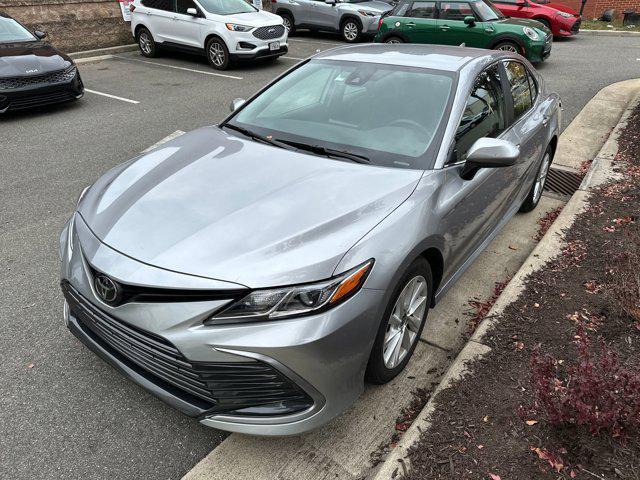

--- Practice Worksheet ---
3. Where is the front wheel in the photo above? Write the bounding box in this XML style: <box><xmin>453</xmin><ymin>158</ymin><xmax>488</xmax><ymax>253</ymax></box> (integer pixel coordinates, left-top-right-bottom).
<box><xmin>206</xmin><ymin>37</ymin><xmax>231</xmax><ymax>70</ymax></box>
<box><xmin>366</xmin><ymin>258</ymin><xmax>432</xmax><ymax>384</ymax></box>
<box><xmin>280</xmin><ymin>13</ymin><xmax>295</xmax><ymax>35</ymax></box>
<box><xmin>520</xmin><ymin>146</ymin><xmax>553</xmax><ymax>213</ymax></box>
<box><xmin>494</xmin><ymin>40</ymin><xmax>522</xmax><ymax>54</ymax></box>
<box><xmin>341</xmin><ymin>19</ymin><xmax>362</xmax><ymax>43</ymax></box>
<box><xmin>384</xmin><ymin>36</ymin><xmax>404</xmax><ymax>44</ymax></box>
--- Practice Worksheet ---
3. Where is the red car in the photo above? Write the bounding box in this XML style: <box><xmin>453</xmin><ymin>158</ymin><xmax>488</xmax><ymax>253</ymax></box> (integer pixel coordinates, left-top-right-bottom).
<box><xmin>492</xmin><ymin>0</ymin><xmax>581</xmax><ymax>37</ymax></box>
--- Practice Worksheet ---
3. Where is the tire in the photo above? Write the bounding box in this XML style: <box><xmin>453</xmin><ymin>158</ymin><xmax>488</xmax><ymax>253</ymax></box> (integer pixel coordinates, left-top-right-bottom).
<box><xmin>137</xmin><ymin>27</ymin><xmax>157</xmax><ymax>58</ymax></box>
<box><xmin>384</xmin><ymin>36</ymin><xmax>404</xmax><ymax>44</ymax></box>
<box><xmin>520</xmin><ymin>145</ymin><xmax>553</xmax><ymax>213</ymax></box>
<box><xmin>341</xmin><ymin>18</ymin><xmax>362</xmax><ymax>43</ymax></box>
<box><xmin>366</xmin><ymin>258</ymin><xmax>433</xmax><ymax>384</ymax></box>
<box><xmin>493</xmin><ymin>40</ymin><xmax>522</xmax><ymax>54</ymax></box>
<box><xmin>206</xmin><ymin>37</ymin><xmax>231</xmax><ymax>70</ymax></box>
<box><xmin>280</xmin><ymin>12</ymin><xmax>295</xmax><ymax>35</ymax></box>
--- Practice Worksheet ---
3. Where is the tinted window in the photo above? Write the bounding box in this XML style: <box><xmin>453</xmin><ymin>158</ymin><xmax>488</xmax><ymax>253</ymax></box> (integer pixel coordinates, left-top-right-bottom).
<box><xmin>198</xmin><ymin>0</ymin><xmax>255</xmax><ymax>14</ymax></box>
<box><xmin>141</xmin><ymin>0</ymin><xmax>174</xmax><ymax>11</ymax></box>
<box><xmin>231</xmin><ymin>60</ymin><xmax>454</xmax><ymax>169</ymax></box>
<box><xmin>439</xmin><ymin>2</ymin><xmax>475</xmax><ymax>20</ymax></box>
<box><xmin>176</xmin><ymin>0</ymin><xmax>198</xmax><ymax>13</ymax></box>
<box><xmin>504</xmin><ymin>61</ymin><xmax>533</xmax><ymax>120</ymax></box>
<box><xmin>0</xmin><ymin>17</ymin><xmax>36</xmax><ymax>43</ymax></box>
<box><xmin>408</xmin><ymin>1</ymin><xmax>436</xmax><ymax>18</ymax></box>
<box><xmin>393</xmin><ymin>2</ymin><xmax>411</xmax><ymax>15</ymax></box>
<box><xmin>450</xmin><ymin>65</ymin><xmax>506</xmax><ymax>164</ymax></box>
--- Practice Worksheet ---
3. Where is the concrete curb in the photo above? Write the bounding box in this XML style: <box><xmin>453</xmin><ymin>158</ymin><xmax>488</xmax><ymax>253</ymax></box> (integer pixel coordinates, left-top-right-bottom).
<box><xmin>69</xmin><ymin>44</ymin><xmax>137</xmax><ymax>64</ymax></box>
<box><xmin>371</xmin><ymin>85</ymin><xmax>640</xmax><ymax>480</ymax></box>
<box><xmin>580</xmin><ymin>29</ymin><xmax>640</xmax><ymax>36</ymax></box>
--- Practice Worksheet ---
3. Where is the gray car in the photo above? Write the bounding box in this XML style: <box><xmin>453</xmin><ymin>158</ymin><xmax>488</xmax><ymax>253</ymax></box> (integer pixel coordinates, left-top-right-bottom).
<box><xmin>60</xmin><ymin>44</ymin><xmax>560</xmax><ymax>436</ymax></box>
<box><xmin>273</xmin><ymin>0</ymin><xmax>394</xmax><ymax>42</ymax></box>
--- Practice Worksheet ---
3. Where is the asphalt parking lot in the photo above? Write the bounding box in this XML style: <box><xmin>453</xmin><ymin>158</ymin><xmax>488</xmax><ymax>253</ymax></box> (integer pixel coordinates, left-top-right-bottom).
<box><xmin>2</xmin><ymin>33</ymin><xmax>640</xmax><ymax>480</ymax></box>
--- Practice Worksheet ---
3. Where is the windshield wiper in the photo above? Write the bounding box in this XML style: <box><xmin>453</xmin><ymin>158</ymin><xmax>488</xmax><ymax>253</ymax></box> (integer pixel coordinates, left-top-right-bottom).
<box><xmin>221</xmin><ymin>124</ymin><xmax>294</xmax><ymax>150</ymax></box>
<box><xmin>276</xmin><ymin>139</ymin><xmax>371</xmax><ymax>164</ymax></box>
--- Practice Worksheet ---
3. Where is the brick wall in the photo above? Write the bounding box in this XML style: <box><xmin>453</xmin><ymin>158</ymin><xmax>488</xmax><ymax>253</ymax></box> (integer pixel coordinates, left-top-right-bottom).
<box><xmin>0</xmin><ymin>0</ymin><xmax>134</xmax><ymax>52</ymax></box>
<box><xmin>551</xmin><ymin>0</ymin><xmax>640</xmax><ymax>20</ymax></box>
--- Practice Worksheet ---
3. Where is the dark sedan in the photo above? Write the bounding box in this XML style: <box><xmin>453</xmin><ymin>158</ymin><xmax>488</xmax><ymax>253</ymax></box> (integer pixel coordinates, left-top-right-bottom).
<box><xmin>0</xmin><ymin>13</ymin><xmax>84</xmax><ymax>113</ymax></box>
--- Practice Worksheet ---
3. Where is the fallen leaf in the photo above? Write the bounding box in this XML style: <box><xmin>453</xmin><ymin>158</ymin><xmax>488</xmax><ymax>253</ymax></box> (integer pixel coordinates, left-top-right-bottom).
<box><xmin>534</xmin><ymin>303</ymin><xmax>540</xmax><ymax>308</ymax></box>
<box><xmin>508</xmin><ymin>245</ymin><xmax>518</xmax><ymax>250</ymax></box>
<box><xmin>515</xmin><ymin>341</ymin><xmax>525</xmax><ymax>350</ymax></box>
<box><xmin>27</xmin><ymin>363</ymin><xmax>35</xmax><ymax>369</ymax></box>
<box><xmin>525</xmin><ymin>420</ymin><xmax>538</xmax><ymax>426</ymax></box>
<box><xmin>477</xmin><ymin>444</ymin><xmax>484</xmax><ymax>449</ymax></box>
<box><xmin>488</xmin><ymin>474</ymin><xmax>501</xmax><ymax>480</ymax></box>
<box><xmin>483</xmin><ymin>415</ymin><xmax>489</xmax><ymax>423</ymax></box>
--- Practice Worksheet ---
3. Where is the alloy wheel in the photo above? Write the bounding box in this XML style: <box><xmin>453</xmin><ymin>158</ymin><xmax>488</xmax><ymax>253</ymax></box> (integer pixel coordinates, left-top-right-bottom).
<box><xmin>282</xmin><ymin>17</ymin><xmax>291</xmax><ymax>32</ymax></box>
<box><xmin>139</xmin><ymin>32</ymin><xmax>152</xmax><ymax>55</ymax></box>
<box><xmin>497</xmin><ymin>43</ymin><xmax>519</xmax><ymax>53</ymax></box>
<box><xmin>209</xmin><ymin>42</ymin><xmax>226</xmax><ymax>67</ymax></box>
<box><xmin>383</xmin><ymin>275</ymin><xmax>427</xmax><ymax>369</ymax></box>
<box><xmin>533</xmin><ymin>152</ymin><xmax>551</xmax><ymax>203</ymax></box>
<box><xmin>343</xmin><ymin>22</ymin><xmax>359</xmax><ymax>41</ymax></box>
<box><xmin>385</xmin><ymin>38</ymin><xmax>402</xmax><ymax>44</ymax></box>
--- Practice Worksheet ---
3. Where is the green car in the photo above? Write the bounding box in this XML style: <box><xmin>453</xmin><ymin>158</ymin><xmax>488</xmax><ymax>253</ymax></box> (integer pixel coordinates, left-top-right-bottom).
<box><xmin>374</xmin><ymin>0</ymin><xmax>552</xmax><ymax>62</ymax></box>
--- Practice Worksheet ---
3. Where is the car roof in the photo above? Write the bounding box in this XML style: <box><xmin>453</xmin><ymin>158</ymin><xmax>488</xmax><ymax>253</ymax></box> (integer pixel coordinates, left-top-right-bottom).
<box><xmin>312</xmin><ymin>44</ymin><xmax>504</xmax><ymax>73</ymax></box>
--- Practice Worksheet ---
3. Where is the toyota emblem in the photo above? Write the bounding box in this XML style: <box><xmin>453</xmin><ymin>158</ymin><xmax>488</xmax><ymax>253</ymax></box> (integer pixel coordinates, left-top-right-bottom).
<box><xmin>94</xmin><ymin>274</ymin><xmax>120</xmax><ymax>304</ymax></box>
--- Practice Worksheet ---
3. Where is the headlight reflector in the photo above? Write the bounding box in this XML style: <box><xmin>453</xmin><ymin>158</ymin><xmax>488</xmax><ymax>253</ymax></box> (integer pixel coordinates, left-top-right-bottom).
<box><xmin>523</xmin><ymin>26</ymin><xmax>540</xmax><ymax>40</ymax></box>
<box><xmin>207</xmin><ymin>259</ymin><xmax>374</xmax><ymax>324</ymax></box>
<box><xmin>557</xmin><ymin>11</ymin><xmax>572</xmax><ymax>17</ymax></box>
<box><xmin>226</xmin><ymin>23</ymin><xmax>253</xmax><ymax>32</ymax></box>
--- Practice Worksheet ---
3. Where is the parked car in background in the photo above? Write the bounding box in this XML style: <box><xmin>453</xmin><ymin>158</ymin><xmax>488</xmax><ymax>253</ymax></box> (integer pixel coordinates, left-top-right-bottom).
<box><xmin>531</xmin><ymin>0</ymin><xmax>580</xmax><ymax>17</ymax></box>
<box><xmin>60</xmin><ymin>44</ymin><xmax>560</xmax><ymax>435</ymax></box>
<box><xmin>492</xmin><ymin>0</ymin><xmax>580</xmax><ymax>37</ymax></box>
<box><xmin>375</xmin><ymin>0</ymin><xmax>552</xmax><ymax>63</ymax></box>
<box><xmin>129</xmin><ymin>0</ymin><xmax>288</xmax><ymax>70</ymax></box>
<box><xmin>0</xmin><ymin>12</ymin><xmax>83</xmax><ymax>113</ymax></box>
<box><xmin>273</xmin><ymin>0</ymin><xmax>395</xmax><ymax>42</ymax></box>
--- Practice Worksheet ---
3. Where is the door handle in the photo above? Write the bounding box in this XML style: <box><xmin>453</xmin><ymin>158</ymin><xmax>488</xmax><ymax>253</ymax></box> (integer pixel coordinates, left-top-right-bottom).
<box><xmin>406</xmin><ymin>22</ymin><xmax>416</xmax><ymax>26</ymax></box>
<box><xmin>440</xmin><ymin>25</ymin><xmax>451</xmax><ymax>30</ymax></box>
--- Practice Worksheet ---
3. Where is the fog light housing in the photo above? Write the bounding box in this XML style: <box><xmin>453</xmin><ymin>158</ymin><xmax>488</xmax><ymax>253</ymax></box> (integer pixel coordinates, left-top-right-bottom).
<box><xmin>237</xmin><ymin>42</ymin><xmax>256</xmax><ymax>50</ymax></box>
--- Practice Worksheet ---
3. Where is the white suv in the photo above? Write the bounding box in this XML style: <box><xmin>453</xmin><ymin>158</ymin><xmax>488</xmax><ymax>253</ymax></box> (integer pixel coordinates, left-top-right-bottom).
<box><xmin>130</xmin><ymin>0</ymin><xmax>288</xmax><ymax>70</ymax></box>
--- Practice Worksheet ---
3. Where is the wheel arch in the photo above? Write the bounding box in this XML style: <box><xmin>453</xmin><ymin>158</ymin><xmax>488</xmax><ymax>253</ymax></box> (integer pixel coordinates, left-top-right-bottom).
<box><xmin>488</xmin><ymin>33</ymin><xmax>525</xmax><ymax>51</ymax></box>
<box><xmin>420</xmin><ymin>247</ymin><xmax>444</xmax><ymax>306</ymax></box>
<box><xmin>134</xmin><ymin>23</ymin><xmax>150</xmax><ymax>38</ymax></box>
<box><xmin>276</xmin><ymin>8</ymin><xmax>294</xmax><ymax>19</ymax></box>
<box><xmin>340</xmin><ymin>14</ymin><xmax>363</xmax><ymax>30</ymax></box>
<box><xmin>204</xmin><ymin>32</ymin><xmax>228</xmax><ymax>50</ymax></box>
<box><xmin>378</xmin><ymin>30</ymin><xmax>411</xmax><ymax>43</ymax></box>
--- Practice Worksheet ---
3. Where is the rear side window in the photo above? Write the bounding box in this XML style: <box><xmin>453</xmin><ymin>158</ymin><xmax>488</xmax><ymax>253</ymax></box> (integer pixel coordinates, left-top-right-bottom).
<box><xmin>504</xmin><ymin>61</ymin><xmax>533</xmax><ymax>121</ymax></box>
<box><xmin>450</xmin><ymin>65</ymin><xmax>506</xmax><ymax>164</ymax></box>
<box><xmin>141</xmin><ymin>0</ymin><xmax>174</xmax><ymax>11</ymax></box>
<box><xmin>439</xmin><ymin>2</ymin><xmax>475</xmax><ymax>20</ymax></box>
<box><xmin>408</xmin><ymin>1</ymin><xmax>436</xmax><ymax>18</ymax></box>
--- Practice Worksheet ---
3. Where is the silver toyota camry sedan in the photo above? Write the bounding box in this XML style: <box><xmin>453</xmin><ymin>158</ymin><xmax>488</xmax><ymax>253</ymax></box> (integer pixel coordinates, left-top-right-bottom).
<box><xmin>60</xmin><ymin>44</ymin><xmax>560</xmax><ymax>435</ymax></box>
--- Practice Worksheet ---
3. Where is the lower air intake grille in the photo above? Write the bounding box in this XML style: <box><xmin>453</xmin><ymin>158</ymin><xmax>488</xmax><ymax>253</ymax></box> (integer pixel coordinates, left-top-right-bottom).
<box><xmin>61</xmin><ymin>281</ymin><xmax>313</xmax><ymax>415</ymax></box>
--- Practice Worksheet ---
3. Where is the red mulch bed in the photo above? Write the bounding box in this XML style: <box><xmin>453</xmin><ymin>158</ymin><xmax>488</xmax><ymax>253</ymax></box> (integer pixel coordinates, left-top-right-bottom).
<box><xmin>402</xmin><ymin>105</ymin><xmax>640</xmax><ymax>480</ymax></box>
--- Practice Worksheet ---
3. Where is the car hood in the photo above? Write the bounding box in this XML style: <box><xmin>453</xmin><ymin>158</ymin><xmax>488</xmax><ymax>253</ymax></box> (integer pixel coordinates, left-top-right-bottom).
<box><xmin>547</xmin><ymin>2</ymin><xmax>579</xmax><ymax>15</ymax></box>
<box><xmin>215</xmin><ymin>10</ymin><xmax>284</xmax><ymax>27</ymax></box>
<box><xmin>498</xmin><ymin>16</ymin><xmax>548</xmax><ymax>31</ymax></box>
<box><xmin>343</xmin><ymin>1</ymin><xmax>394</xmax><ymax>13</ymax></box>
<box><xmin>78</xmin><ymin>126</ymin><xmax>423</xmax><ymax>288</ymax></box>
<box><xmin>0</xmin><ymin>41</ymin><xmax>72</xmax><ymax>77</ymax></box>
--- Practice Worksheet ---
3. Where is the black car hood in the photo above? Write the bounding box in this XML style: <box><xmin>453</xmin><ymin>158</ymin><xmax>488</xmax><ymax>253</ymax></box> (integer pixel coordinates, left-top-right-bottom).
<box><xmin>0</xmin><ymin>41</ymin><xmax>72</xmax><ymax>77</ymax></box>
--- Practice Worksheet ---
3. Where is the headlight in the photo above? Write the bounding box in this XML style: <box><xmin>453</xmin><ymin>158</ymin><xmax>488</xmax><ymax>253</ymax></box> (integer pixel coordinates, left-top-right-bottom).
<box><xmin>226</xmin><ymin>23</ymin><xmax>253</xmax><ymax>32</ymax></box>
<box><xmin>557</xmin><ymin>11</ymin><xmax>572</xmax><ymax>17</ymax></box>
<box><xmin>206</xmin><ymin>259</ymin><xmax>374</xmax><ymax>324</ymax></box>
<box><xmin>358</xmin><ymin>9</ymin><xmax>378</xmax><ymax>16</ymax></box>
<box><xmin>523</xmin><ymin>26</ymin><xmax>540</xmax><ymax>40</ymax></box>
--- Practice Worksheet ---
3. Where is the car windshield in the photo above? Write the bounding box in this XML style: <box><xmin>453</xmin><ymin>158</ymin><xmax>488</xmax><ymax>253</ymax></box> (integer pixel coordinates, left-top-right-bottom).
<box><xmin>474</xmin><ymin>0</ymin><xmax>505</xmax><ymax>20</ymax></box>
<box><xmin>227</xmin><ymin>59</ymin><xmax>455</xmax><ymax>169</ymax></box>
<box><xmin>197</xmin><ymin>0</ymin><xmax>256</xmax><ymax>15</ymax></box>
<box><xmin>0</xmin><ymin>17</ymin><xmax>36</xmax><ymax>43</ymax></box>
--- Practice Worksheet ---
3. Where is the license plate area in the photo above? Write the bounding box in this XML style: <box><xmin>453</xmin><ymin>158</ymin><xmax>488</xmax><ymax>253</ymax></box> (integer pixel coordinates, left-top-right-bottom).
<box><xmin>269</xmin><ymin>41</ymin><xmax>280</xmax><ymax>51</ymax></box>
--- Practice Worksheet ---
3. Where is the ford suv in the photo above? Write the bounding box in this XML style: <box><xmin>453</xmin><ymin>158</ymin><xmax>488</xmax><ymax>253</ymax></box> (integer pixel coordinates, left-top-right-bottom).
<box><xmin>130</xmin><ymin>0</ymin><xmax>288</xmax><ymax>70</ymax></box>
<box><xmin>273</xmin><ymin>0</ymin><xmax>395</xmax><ymax>42</ymax></box>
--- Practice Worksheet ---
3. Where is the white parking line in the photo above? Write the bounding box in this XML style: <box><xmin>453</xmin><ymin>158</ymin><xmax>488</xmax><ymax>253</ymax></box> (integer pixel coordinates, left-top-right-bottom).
<box><xmin>281</xmin><ymin>56</ymin><xmax>306</xmax><ymax>61</ymax></box>
<box><xmin>142</xmin><ymin>130</ymin><xmax>186</xmax><ymax>153</ymax></box>
<box><xmin>114</xmin><ymin>55</ymin><xmax>243</xmax><ymax>80</ymax></box>
<box><xmin>85</xmin><ymin>89</ymin><xmax>140</xmax><ymax>104</ymax></box>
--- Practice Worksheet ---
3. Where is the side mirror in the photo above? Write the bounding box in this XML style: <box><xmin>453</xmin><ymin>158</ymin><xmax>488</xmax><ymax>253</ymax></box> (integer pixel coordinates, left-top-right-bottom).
<box><xmin>230</xmin><ymin>98</ymin><xmax>246</xmax><ymax>112</ymax></box>
<box><xmin>325</xmin><ymin>0</ymin><xmax>337</xmax><ymax>5</ymax></box>
<box><xmin>34</xmin><ymin>30</ymin><xmax>47</xmax><ymax>39</ymax></box>
<box><xmin>460</xmin><ymin>138</ymin><xmax>519</xmax><ymax>180</ymax></box>
<box><xmin>186</xmin><ymin>7</ymin><xmax>199</xmax><ymax>15</ymax></box>
<box><xmin>463</xmin><ymin>16</ymin><xmax>475</xmax><ymax>26</ymax></box>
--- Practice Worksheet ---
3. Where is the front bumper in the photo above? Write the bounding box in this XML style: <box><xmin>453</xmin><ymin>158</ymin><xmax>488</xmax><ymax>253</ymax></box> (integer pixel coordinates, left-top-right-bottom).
<box><xmin>526</xmin><ymin>34</ymin><xmax>552</xmax><ymax>63</ymax></box>
<box><xmin>555</xmin><ymin>16</ymin><xmax>580</xmax><ymax>37</ymax></box>
<box><xmin>227</xmin><ymin>28</ymin><xmax>289</xmax><ymax>61</ymax></box>
<box><xmin>60</xmin><ymin>215</ymin><xmax>385</xmax><ymax>435</ymax></box>
<box><xmin>0</xmin><ymin>68</ymin><xmax>84</xmax><ymax>113</ymax></box>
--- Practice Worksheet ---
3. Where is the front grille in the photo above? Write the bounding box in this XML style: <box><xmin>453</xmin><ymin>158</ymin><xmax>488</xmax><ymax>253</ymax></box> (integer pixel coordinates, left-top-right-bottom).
<box><xmin>7</xmin><ymin>90</ymin><xmax>77</xmax><ymax>111</ymax></box>
<box><xmin>0</xmin><ymin>66</ymin><xmax>77</xmax><ymax>90</ymax></box>
<box><xmin>571</xmin><ymin>18</ymin><xmax>581</xmax><ymax>32</ymax></box>
<box><xmin>252</xmin><ymin>25</ymin><xmax>285</xmax><ymax>40</ymax></box>
<box><xmin>62</xmin><ymin>281</ymin><xmax>313</xmax><ymax>415</ymax></box>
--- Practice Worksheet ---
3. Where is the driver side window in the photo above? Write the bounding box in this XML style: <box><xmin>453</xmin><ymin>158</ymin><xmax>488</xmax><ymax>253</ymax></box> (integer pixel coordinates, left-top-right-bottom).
<box><xmin>449</xmin><ymin>64</ymin><xmax>506</xmax><ymax>165</ymax></box>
